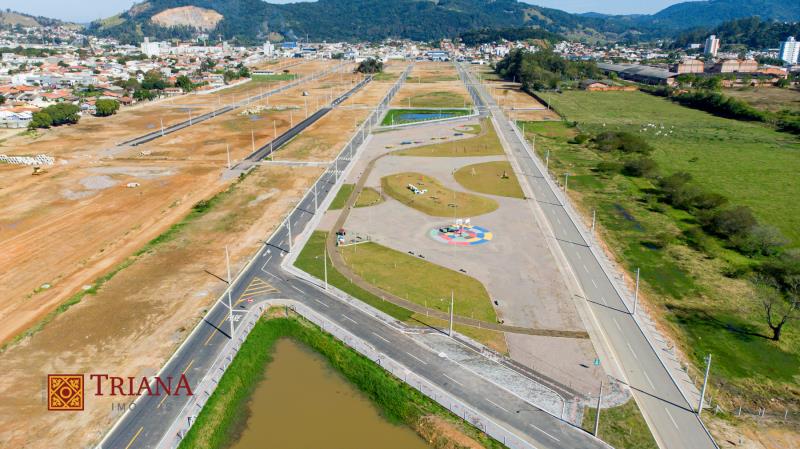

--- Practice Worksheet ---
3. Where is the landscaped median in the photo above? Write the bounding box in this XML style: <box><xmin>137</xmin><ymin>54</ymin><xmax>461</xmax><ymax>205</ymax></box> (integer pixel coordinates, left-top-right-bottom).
<box><xmin>177</xmin><ymin>314</ymin><xmax>507</xmax><ymax>449</ymax></box>
<box><xmin>395</xmin><ymin>119</ymin><xmax>505</xmax><ymax>157</ymax></box>
<box><xmin>454</xmin><ymin>161</ymin><xmax>525</xmax><ymax>199</ymax></box>
<box><xmin>381</xmin><ymin>172</ymin><xmax>498</xmax><ymax>217</ymax></box>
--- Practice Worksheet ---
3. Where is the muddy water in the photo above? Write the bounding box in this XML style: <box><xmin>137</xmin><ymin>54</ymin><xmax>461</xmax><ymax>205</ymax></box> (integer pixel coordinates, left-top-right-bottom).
<box><xmin>227</xmin><ymin>338</ymin><xmax>432</xmax><ymax>449</ymax></box>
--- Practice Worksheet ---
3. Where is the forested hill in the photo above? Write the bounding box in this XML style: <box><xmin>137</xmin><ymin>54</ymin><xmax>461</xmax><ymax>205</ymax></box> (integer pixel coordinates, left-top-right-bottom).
<box><xmin>672</xmin><ymin>17</ymin><xmax>800</xmax><ymax>49</ymax></box>
<box><xmin>85</xmin><ymin>0</ymin><xmax>800</xmax><ymax>44</ymax></box>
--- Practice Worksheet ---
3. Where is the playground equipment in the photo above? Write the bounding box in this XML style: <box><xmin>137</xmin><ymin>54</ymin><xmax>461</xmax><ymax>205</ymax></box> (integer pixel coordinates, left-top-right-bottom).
<box><xmin>430</xmin><ymin>219</ymin><xmax>493</xmax><ymax>246</ymax></box>
<box><xmin>407</xmin><ymin>183</ymin><xmax>427</xmax><ymax>195</ymax></box>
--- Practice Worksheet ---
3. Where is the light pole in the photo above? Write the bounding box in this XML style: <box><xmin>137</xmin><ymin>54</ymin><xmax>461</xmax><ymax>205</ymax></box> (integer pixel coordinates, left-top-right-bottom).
<box><xmin>698</xmin><ymin>354</ymin><xmax>712</xmax><ymax>416</ymax></box>
<box><xmin>633</xmin><ymin>267</ymin><xmax>640</xmax><ymax>315</ymax></box>
<box><xmin>564</xmin><ymin>173</ymin><xmax>569</xmax><ymax>192</ymax></box>
<box><xmin>594</xmin><ymin>381</ymin><xmax>603</xmax><ymax>436</ymax></box>
<box><xmin>545</xmin><ymin>148</ymin><xmax>550</xmax><ymax>171</ymax></box>
<box><xmin>251</xmin><ymin>129</ymin><xmax>255</xmax><ymax>154</ymax></box>
<box><xmin>323</xmin><ymin>247</ymin><xmax>328</xmax><ymax>290</ymax></box>
<box><xmin>160</xmin><ymin>117</ymin><xmax>164</xmax><ymax>137</ymax></box>
<box><xmin>286</xmin><ymin>218</ymin><xmax>293</xmax><ymax>253</ymax></box>
<box><xmin>591</xmin><ymin>209</ymin><xmax>596</xmax><ymax>233</ymax></box>
<box><xmin>449</xmin><ymin>291</ymin><xmax>454</xmax><ymax>337</ymax></box>
<box><xmin>225</xmin><ymin>246</ymin><xmax>234</xmax><ymax>338</ymax></box>
<box><xmin>226</xmin><ymin>144</ymin><xmax>231</xmax><ymax>170</ymax></box>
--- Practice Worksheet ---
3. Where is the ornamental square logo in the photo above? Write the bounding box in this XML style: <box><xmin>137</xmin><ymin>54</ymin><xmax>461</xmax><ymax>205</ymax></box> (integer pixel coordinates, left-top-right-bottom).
<box><xmin>48</xmin><ymin>374</ymin><xmax>84</xmax><ymax>411</ymax></box>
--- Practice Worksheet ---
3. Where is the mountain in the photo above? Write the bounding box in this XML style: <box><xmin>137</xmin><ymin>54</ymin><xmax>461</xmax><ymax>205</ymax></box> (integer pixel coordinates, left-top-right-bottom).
<box><xmin>0</xmin><ymin>10</ymin><xmax>69</xmax><ymax>28</ymax></box>
<box><xmin>671</xmin><ymin>16</ymin><xmax>800</xmax><ymax>49</ymax></box>
<box><xmin>77</xmin><ymin>0</ymin><xmax>800</xmax><ymax>44</ymax></box>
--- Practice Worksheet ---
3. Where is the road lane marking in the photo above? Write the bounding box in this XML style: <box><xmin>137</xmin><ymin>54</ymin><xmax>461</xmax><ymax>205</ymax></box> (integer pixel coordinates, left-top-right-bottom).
<box><xmin>203</xmin><ymin>313</ymin><xmax>229</xmax><ymax>346</ymax></box>
<box><xmin>182</xmin><ymin>359</ymin><xmax>195</xmax><ymax>374</ymax></box>
<box><xmin>371</xmin><ymin>332</ymin><xmax>390</xmax><ymax>343</ymax></box>
<box><xmin>613</xmin><ymin>318</ymin><xmax>622</xmax><ymax>331</ymax></box>
<box><xmin>591</xmin><ymin>279</ymin><xmax>597</xmax><ymax>288</ymax></box>
<box><xmin>157</xmin><ymin>393</ymin><xmax>169</xmax><ymax>409</ymax></box>
<box><xmin>583</xmin><ymin>264</ymin><xmax>589</xmax><ymax>273</ymax></box>
<box><xmin>486</xmin><ymin>398</ymin><xmax>510</xmax><ymax>413</ymax></box>
<box><xmin>665</xmin><ymin>407</ymin><xmax>680</xmax><ymax>429</ymax></box>
<box><xmin>124</xmin><ymin>426</ymin><xmax>143</xmax><ymax>449</ymax></box>
<box><xmin>599</xmin><ymin>296</ymin><xmax>608</xmax><ymax>305</ymax></box>
<box><xmin>341</xmin><ymin>315</ymin><xmax>358</xmax><ymax>325</ymax></box>
<box><xmin>643</xmin><ymin>371</ymin><xmax>656</xmax><ymax>390</ymax></box>
<box><xmin>405</xmin><ymin>352</ymin><xmax>427</xmax><ymax>365</ymax></box>
<box><xmin>443</xmin><ymin>374</ymin><xmax>463</xmax><ymax>386</ymax></box>
<box><xmin>291</xmin><ymin>285</ymin><xmax>304</xmax><ymax>294</ymax></box>
<box><xmin>529</xmin><ymin>423</ymin><xmax>560</xmax><ymax>442</ymax></box>
<box><xmin>314</xmin><ymin>299</ymin><xmax>330</xmax><ymax>308</ymax></box>
<box><xmin>626</xmin><ymin>342</ymin><xmax>639</xmax><ymax>360</ymax></box>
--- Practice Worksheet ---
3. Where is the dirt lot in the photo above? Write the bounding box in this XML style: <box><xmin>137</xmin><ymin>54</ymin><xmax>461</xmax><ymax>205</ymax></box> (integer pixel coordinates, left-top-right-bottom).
<box><xmin>0</xmin><ymin>164</ymin><xmax>322</xmax><ymax>449</ymax></box>
<box><xmin>278</xmin><ymin>64</ymin><xmax>408</xmax><ymax>161</ymax></box>
<box><xmin>392</xmin><ymin>62</ymin><xmax>472</xmax><ymax>108</ymax></box>
<box><xmin>470</xmin><ymin>66</ymin><xmax>560</xmax><ymax>121</ymax></box>
<box><xmin>0</xmin><ymin>59</ymin><xmax>344</xmax><ymax>346</ymax></box>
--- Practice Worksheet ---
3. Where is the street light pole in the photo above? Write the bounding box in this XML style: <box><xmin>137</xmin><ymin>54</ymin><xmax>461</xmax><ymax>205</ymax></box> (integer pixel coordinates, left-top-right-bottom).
<box><xmin>286</xmin><ymin>218</ymin><xmax>293</xmax><ymax>253</ymax></box>
<box><xmin>449</xmin><ymin>290</ymin><xmax>454</xmax><ymax>337</ymax></box>
<box><xmin>591</xmin><ymin>209</ymin><xmax>596</xmax><ymax>233</ymax></box>
<box><xmin>225</xmin><ymin>246</ymin><xmax>234</xmax><ymax>338</ymax></box>
<box><xmin>160</xmin><ymin>117</ymin><xmax>165</xmax><ymax>137</ymax></box>
<box><xmin>633</xmin><ymin>267</ymin><xmax>640</xmax><ymax>315</ymax></box>
<box><xmin>251</xmin><ymin>129</ymin><xmax>255</xmax><ymax>153</ymax></box>
<box><xmin>323</xmin><ymin>247</ymin><xmax>328</xmax><ymax>291</ymax></box>
<box><xmin>594</xmin><ymin>381</ymin><xmax>603</xmax><ymax>436</ymax></box>
<box><xmin>226</xmin><ymin>144</ymin><xmax>231</xmax><ymax>170</ymax></box>
<box><xmin>564</xmin><ymin>173</ymin><xmax>569</xmax><ymax>192</ymax></box>
<box><xmin>698</xmin><ymin>354</ymin><xmax>712</xmax><ymax>416</ymax></box>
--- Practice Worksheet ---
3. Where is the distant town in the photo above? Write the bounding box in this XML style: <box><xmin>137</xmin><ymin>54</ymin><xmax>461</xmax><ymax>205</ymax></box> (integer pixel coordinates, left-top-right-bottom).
<box><xmin>1</xmin><ymin>20</ymin><xmax>798</xmax><ymax>131</ymax></box>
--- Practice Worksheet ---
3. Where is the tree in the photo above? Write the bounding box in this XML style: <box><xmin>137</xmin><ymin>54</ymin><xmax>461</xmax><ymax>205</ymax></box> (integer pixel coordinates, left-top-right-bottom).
<box><xmin>753</xmin><ymin>275</ymin><xmax>799</xmax><ymax>341</ymax></box>
<box><xmin>622</xmin><ymin>158</ymin><xmax>659</xmax><ymax>178</ymax></box>
<box><xmin>29</xmin><ymin>111</ymin><xmax>52</xmax><ymax>129</ymax></box>
<box><xmin>175</xmin><ymin>75</ymin><xmax>194</xmax><ymax>92</ymax></box>
<box><xmin>0</xmin><ymin>94</ymin><xmax>5</xmax><ymax>105</ymax></box>
<box><xmin>705</xmin><ymin>205</ymin><xmax>757</xmax><ymax>238</ymax></box>
<box><xmin>141</xmin><ymin>70</ymin><xmax>166</xmax><ymax>90</ymax></box>
<box><xmin>95</xmin><ymin>99</ymin><xmax>120</xmax><ymax>117</ymax></box>
<box><xmin>134</xmin><ymin>89</ymin><xmax>156</xmax><ymax>101</ymax></box>
<box><xmin>733</xmin><ymin>225</ymin><xmax>789</xmax><ymax>256</ymax></box>
<box><xmin>356</xmin><ymin>58</ymin><xmax>383</xmax><ymax>74</ymax></box>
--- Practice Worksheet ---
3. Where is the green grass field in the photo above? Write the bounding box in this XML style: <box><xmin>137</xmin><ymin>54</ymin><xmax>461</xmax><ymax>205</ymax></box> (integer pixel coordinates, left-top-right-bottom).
<box><xmin>251</xmin><ymin>73</ymin><xmax>299</xmax><ymax>81</ymax></box>
<box><xmin>405</xmin><ymin>75</ymin><xmax>460</xmax><ymax>83</ymax></box>
<box><xmin>381</xmin><ymin>108</ymin><xmax>471</xmax><ymax>126</ymax></box>
<box><xmin>454</xmin><ymin>161</ymin><xmax>525</xmax><ymax>199</ymax></box>
<box><xmin>372</xmin><ymin>71</ymin><xmax>399</xmax><ymax>82</ymax></box>
<box><xmin>178</xmin><ymin>316</ymin><xmax>505</xmax><ymax>449</ymax></box>
<box><xmin>581</xmin><ymin>399</ymin><xmax>658</xmax><ymax>449</ymax></box>
<box><xmin>328</xmin><ymin>184</ymin><xmax>354</xmax><ymax>210</ymax></box>
<box><xmin>396</xmin><ymin>120</ymin><xmax>505</xmax><ymax>157</ymax></box>
<box><xmin>340</xmin><ymin>242</ymin><xmax>497</xmax><ymax>322</ymax></box>
<box><xmin>294</xmin><ymin>232</ymin><xmax>413</xmax><ymax>321</ymax></box>
<box><xmin>522</xmin><ymin>107</ymin><xmax>800</xmax><ymax>404</ymax></box>
<box><xmin>401</xmin><ymin>91</ymin><xmax>471</xmax><ymax>108</ymax></box>
<box><xmin>355</xmin><ymin>187</ymin><xmax>384</xmax><ymax>207</ymax></box>
<box><xmin>381</xmin><ymin>172</ymin><xmax>498</xmax><ymax>217</ymax></box>
<box><xmin>542</xmin><ymin>90</ymin><xmax>800</xmax><ymax>245</ymax></box>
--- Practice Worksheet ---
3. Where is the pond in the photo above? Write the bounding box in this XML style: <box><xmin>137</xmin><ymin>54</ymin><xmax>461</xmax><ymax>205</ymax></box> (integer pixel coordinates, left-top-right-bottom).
<box><xmin>225</xmin><ymin>339</ymin><xmax>431</xmax><ymax>449</ymax></box>
<box><xmin>397</xmin><ymin>112</ymin><xmax>457</xmax><ymax>122</ymax></box>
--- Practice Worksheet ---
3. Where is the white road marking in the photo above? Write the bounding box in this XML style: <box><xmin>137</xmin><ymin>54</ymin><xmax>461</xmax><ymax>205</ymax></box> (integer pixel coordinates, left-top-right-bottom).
<box><xmin>405</xmin><ymin>352</ymin><xmax>427</xmax><ymax>365</ymax></box>
<box><xmin>599</xmin><ymin>296</ymin><xmax>608</xmax><ymax>306</ymax></box>
<box><xmin>613</xmin><ymin>317</ymin><xmax>622</xmax><ymax>331</ymax></box>
<box><xmin>529</xmin><ymin>423</ymin><xmax>560</xmax><ymax>442</ymax></box>
<box><xmin>371</xmin><ymin>332</ymin><xmax>390</xmax><ymax>344</ymax></box>
<box><xmin>665</xmin><ymin>407</ymin><xmax>680</xmax><ymax>429</ymax></box>
<box><xmin>341</xmin><ymin>315</ymin><xmax>358</xmax><ymax>325</ymax></box>
<box><xmin>443</xmin><ymin>374</ymin><xmax>463</xmax><ymax>386</ymax></box>
<box><xmin>486</xmin><ymin>399</ymin><xmax>510</xmax><ymax>413</ymax></box>
<box><xmin>314</xmin><ymin>299</ymin><xmax>329</xmax><ymax>308</ymax></box>
<box><xmin>626</xmin><ymin>342</ymin><xmax>639</xmax><ymax>360</ymax></box>
<box><xmin>291</xmin><ymin>285</ymin><xmax>303</xmax><ymax>294</ymax></box>
<box><xmin>643</xmin><ymin>371</ymin><xmax>656</xmax><ymax>389</ymax></box>
<box><xmin>583</xmin><ymin>264</ymin><xmax>589</xmax><ymax>273</ymax></box>
<box><xmin>591</xmin><ymin>279</ymin><xmax>597</xmax><ymax>288</ymax></box>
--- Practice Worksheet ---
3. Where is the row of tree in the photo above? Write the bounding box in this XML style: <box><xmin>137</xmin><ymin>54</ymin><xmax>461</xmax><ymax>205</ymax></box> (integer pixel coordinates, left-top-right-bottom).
<box><xmin>494</xmin><ymin>49</ymin><xmax>602</xmax><ymax>91</ymax></box>
<box><xmin>587</xmin><ymin>131</ymin><xmax>798</xmax><ymax>340</ymax></box>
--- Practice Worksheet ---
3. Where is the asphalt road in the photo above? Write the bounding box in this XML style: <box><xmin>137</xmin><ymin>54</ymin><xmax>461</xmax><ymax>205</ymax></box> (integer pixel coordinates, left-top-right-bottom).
<box><xmin>100</xmin><ymin>65</ymin><xmax>611</xmax><ymax>449</ymax></box>
<box><xmin>118</xmin><ymin>62</ymin><xmax>348</xmax><ymax>147</ymax></box>
<box><xmin>457</xmin><ymin>64</ymin><xmax>718</xmax><ymax>449</ymax></box>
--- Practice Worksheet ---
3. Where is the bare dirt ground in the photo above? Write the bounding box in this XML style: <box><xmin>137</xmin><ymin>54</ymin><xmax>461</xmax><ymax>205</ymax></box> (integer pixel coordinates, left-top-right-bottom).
<box><xmin>0</xmin><ymin>165</ymin><xmax>322</xmax><ymax>449</ymax></box>
<box><xmin>392</xmin><ymin>62</ymin><xmax>472</xmax><ymax>108</ymax></box>
<box><xmin>0</xmin><ymin>60</ymin><xmax>341</xmax><ymax>346</ymax></box>
<box><xmin>469</xmin><ymin>66</ymin><xmax>560</xmax><ymax>121</ymax></box>
<box><xmin>278</xmin><ymin>64</ymin><xmax>407</xmax><ymax>162</ymax></box>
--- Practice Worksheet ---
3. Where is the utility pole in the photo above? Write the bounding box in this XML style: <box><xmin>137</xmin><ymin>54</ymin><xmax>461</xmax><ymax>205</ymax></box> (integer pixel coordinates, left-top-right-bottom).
<box><xmin>594</xmin><ymin>381</ymin><xmax>603</xmax><ymax>436</ymax></box>
<box><xmin>449</xmin><ymin>290</ymin><xmax>454</xmax><ymax>337</ymax></box>
<box><xmin>323</xmin><ymin>247</ymin><xmax>328</xmax><ymax>290</ymax></box>
<box><xmin>226</xmin><ymin>144</ymin><xmax>231</xmax><ymax>169</ymax></box>
<box><xmin>698</xmin><ymin>354</ymin><xmax>712</xmax><ymax>416</ymax></box>
<box><xmin>225</xmin><ymin>246</ymin><xmax>234</xmax><ymax>338</ymax></box>
<box><xmin>633</xmin><ymin>268</ymin><xmax>640</xmax><ymax>315</ymax></box>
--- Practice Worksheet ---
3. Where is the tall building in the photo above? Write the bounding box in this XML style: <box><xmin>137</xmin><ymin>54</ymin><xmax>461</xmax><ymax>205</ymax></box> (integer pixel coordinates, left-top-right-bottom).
<box><xmin>704</xmin><ymin>35</ymin><xmax>720</xmax><ymax>57</ymax></box>
<box><xmin>779</xmin><ymin>37</ymin><xmax>800</xmax><ymax>64</ymax></box>
<box><xmin>263</xmin><ymin>41</ymin><xmax>275</xmax><ymax>57</ymax></box>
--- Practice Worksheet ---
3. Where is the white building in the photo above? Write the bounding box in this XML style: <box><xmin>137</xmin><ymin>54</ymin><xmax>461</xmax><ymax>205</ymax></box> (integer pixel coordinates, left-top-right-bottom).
<box><xmin>704</xmin><ymin>35</ymin><xmax>720</xmax><ymax>57</ymax></box>
<box><xmin>779</xmin><ymin>37</ymin><xmax>800</xmax><ymax>65</ymax></box>
<box><xmin>263</xmin><ymin>41</ymin><xmax>275</xmax><ymax>57</ymax></box>
<box><xmin>140</xmin><ymin>37</ymin><xmax>161</xmax><ymax>58</ymax></box>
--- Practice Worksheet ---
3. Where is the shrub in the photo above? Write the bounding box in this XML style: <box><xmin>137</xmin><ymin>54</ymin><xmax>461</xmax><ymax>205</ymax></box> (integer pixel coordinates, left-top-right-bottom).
<box><xmin>704</xmin><ymin>206</ymin><xmax>758</xmax><ymax>239</ymax></box>
<box><xmin>570</xmin><ymin>133</ymin><xmax>590</xmax><ymax>144</ymax></box>
<box><xmin>622</xmin><ymin>158</ymin><xmax>659</xmax><ymax>178</ymax></box>
<box><xmin>595</xmin><ymin>161</ymin><xmax>623</xmax><ymax>175</ymax></box>
<box><xmin>731</xmin><ymin>225</ymin><xmax>789</xmax><ymax>256</ymax></box>
<box><xmin>594</xmin><ymin>131</ymin><xmax>653</xmax><ymax>154</ymax></box>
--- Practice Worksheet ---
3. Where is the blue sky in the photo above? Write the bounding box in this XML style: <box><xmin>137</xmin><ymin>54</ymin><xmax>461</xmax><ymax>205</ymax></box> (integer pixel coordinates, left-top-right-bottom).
<box><xmin>0</xmin><ymin>0</ymin><xmax>686</xmax><ymax>23</ymax></box>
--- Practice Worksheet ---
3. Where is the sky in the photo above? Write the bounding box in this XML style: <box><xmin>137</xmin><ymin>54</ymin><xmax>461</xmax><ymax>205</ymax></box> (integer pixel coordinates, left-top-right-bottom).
<box><xmin>0</xmin><ymin>0</ymin><xmax>687</xmax><ymax>23</ymax></box>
